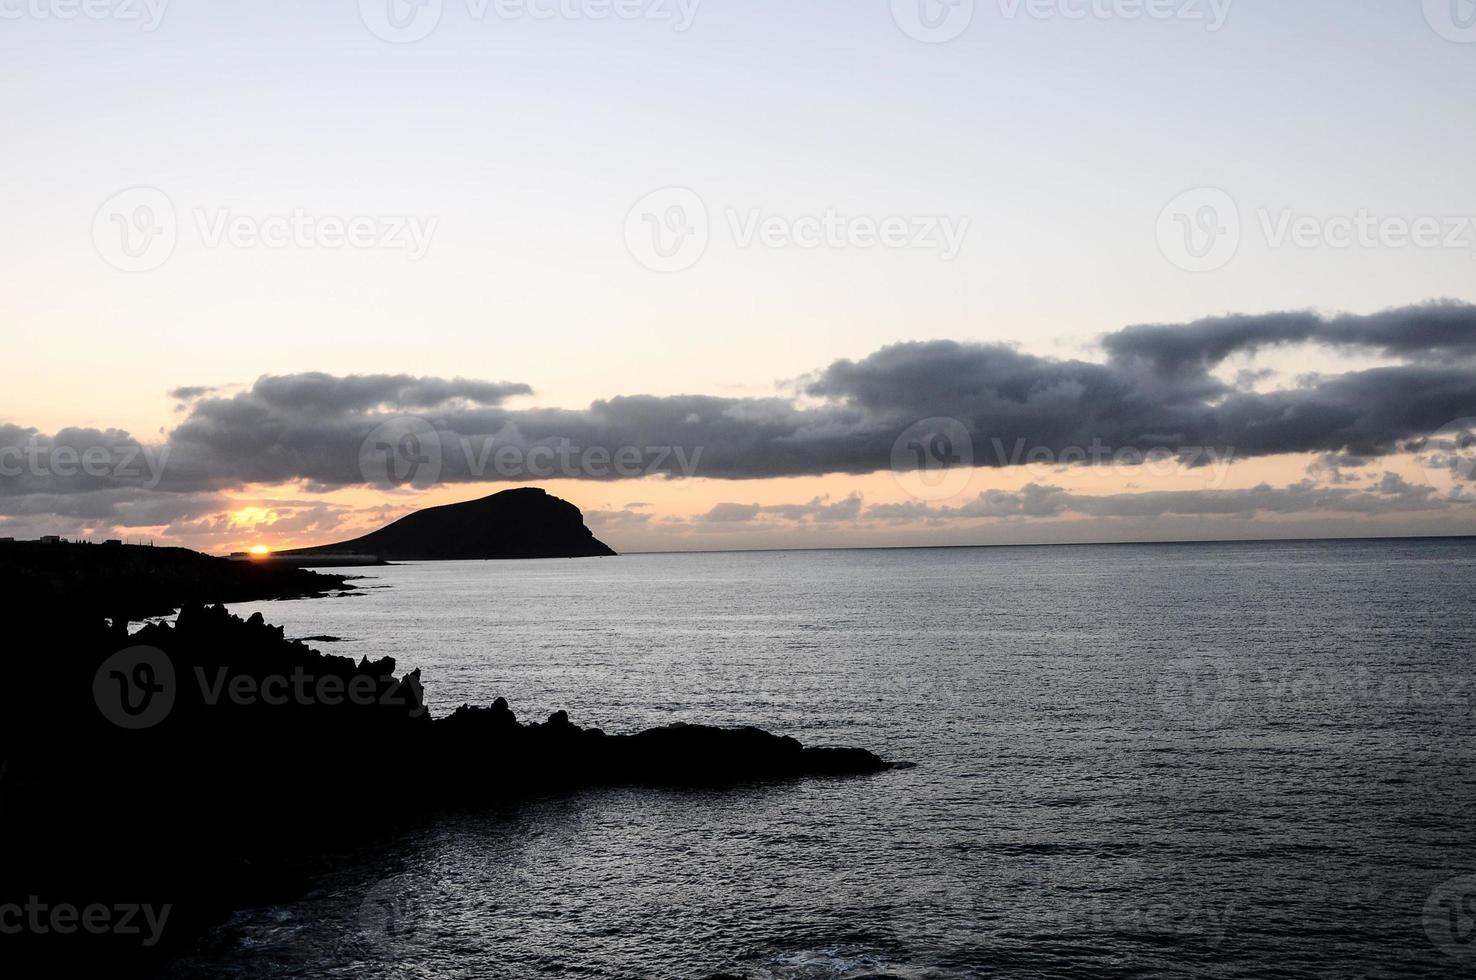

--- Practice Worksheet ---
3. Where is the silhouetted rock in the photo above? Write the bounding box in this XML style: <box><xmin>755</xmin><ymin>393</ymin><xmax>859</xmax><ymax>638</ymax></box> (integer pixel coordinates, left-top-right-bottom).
<box><xmin>0</xmin><ymin>601</ymin><xmax>885</xmax><ymax>976</ymax></box>
<box><xmin>0</xmin><ymin>538</ymin><xmax>351</xmax><ymax>622</ymax></box>
<box><xmin>278</xmin><ymin>487</ymin><xmax>616</xmax><ymax>561</ymax></box>
<box><xmin>432</xmin><ymin>705</ymin><xmax>886</xmax><ymax>794</ymax></box>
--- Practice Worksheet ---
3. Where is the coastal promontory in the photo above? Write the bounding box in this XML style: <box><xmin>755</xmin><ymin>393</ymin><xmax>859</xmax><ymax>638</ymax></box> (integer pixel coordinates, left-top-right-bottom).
<box><xmin>277</xmin><ymin>487</ymin><xmax>615</xmax><ymax>562</ymax></box>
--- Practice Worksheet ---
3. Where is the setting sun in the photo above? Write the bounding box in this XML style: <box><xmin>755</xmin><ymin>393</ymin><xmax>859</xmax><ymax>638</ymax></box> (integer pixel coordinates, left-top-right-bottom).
<box><xmin>248</xmin><ymin>545</ymin><xmax>269</xmax><ymax>556</ymax></box>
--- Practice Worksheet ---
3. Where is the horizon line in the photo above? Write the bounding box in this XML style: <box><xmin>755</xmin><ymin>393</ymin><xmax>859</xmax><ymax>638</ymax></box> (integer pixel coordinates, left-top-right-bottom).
<box><xmin>606</xmin><ymin>531</ymin><xmax>1476</xmax><ymax>558</ymax></box>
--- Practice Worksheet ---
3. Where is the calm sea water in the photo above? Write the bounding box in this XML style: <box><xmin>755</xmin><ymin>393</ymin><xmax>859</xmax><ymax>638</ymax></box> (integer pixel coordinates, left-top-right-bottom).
<box><xmin>167</xmin><ymin>540</ymin><xmax>1475</xmax><ymax>978</ymax></box>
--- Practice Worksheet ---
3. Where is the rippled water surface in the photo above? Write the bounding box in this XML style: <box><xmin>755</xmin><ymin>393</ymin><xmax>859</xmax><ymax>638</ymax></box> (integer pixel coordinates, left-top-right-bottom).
<box><xmin>170</xmin><ymin>540</ymin><xmax>1476</xmax><ymax>978</ymax></box>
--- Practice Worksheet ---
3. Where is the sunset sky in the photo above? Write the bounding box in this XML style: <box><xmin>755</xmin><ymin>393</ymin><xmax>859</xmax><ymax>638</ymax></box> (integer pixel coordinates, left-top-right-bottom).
<box><xmin>3</xmin><ymin>1</ymin><xmax>1475</xmax><ymax>553</ymax></box>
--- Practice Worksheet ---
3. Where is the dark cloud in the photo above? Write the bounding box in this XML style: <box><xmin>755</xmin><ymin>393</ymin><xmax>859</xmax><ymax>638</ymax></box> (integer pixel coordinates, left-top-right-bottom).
<box><xmin>867</xmin><ymin>477</ymin><xmax>1452</xmax><ymax>524</ymax></box>
<box><xmin>168</xmin><ymin>386</ymin><xmax>219</xmax><ymax>401</ymax></box>
<box><xmin>242</xmin><ymin>373</ymin><xmax>532</xmax><ymax>414</ymax></box>
<box><xmin>1306</xmin><ymin>453</ymin><xmax>1374</xmax><ymax>485</ymax></box>
<box><xmin>0</xmin><ymin>424</ymin><xmax>171</xmax><ymax>495</ymax></box>
<box><xmin>0</xmin><ymin>489</ymin><xmax>226</xmax><ymax>524</ymax></box>
<box><xmin>1101</xmin><ymin>300</ymin><xmax>1476</xmax><ymax>378</ymax></box>
<box><xmin>584</xmin><ymin>506</ymin><xmax>654</xmax><ymax>529</ymax></box>
<box><xmin>1233</xmin><ymin>367</ymin><xmax>1276</xmax><ymax>390</ymax></box>
<box><xmin>702</xmin><ymin>502</ymin><xmax>763</xmax><ymax>524</ymax></box>
<box><xmin>4</xmin><ymin>303</ymin><xmax>1476</xmax><ymax>509</ymax></box>
<box><xmin>700</xmin><ymin>493</ymin><xmax>864</xmax><ymax>524</ymax></box>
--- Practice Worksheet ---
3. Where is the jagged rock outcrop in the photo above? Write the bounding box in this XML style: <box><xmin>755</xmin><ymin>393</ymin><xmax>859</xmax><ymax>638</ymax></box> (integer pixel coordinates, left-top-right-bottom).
<box><xmin>434</xmin><ymin>700</ymin><xmax>887</xmax><ymax>790</ymax></box>
<box><xmin>0</xmin><ymin>602</ymin><xmax>884</xmax><ymax>976</ymax></box>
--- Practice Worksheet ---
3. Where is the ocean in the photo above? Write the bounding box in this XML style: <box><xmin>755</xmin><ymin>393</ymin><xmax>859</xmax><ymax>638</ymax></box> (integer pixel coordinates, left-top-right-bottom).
<box><xmin>164</xmin><ymin>539</ymin><xmax>1476</xmax><ymax>978</ymax></box>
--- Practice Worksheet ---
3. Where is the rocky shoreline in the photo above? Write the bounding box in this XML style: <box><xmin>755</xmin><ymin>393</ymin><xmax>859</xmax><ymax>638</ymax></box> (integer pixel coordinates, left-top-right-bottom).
<box><xmin>0</xmin><ymin>549</ymin><xmax>886</xmax><ymax>976</ymax></box>
<box><xmin>0</xmin><ymin>538</ymin><xmax>354</xmax><ymax>621</ymax></box>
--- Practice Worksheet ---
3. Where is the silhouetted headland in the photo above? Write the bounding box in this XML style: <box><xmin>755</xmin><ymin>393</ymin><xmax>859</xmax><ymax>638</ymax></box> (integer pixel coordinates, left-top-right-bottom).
<box><xmin>276</xmin><ymin>487</ymin><xmax>615</xmax><ymax>563</ymax></box>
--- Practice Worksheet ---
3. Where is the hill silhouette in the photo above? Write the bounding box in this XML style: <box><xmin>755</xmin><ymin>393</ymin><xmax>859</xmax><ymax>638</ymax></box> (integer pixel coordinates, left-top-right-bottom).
<box><xmin>280</xmin><ymin>488</ymin><xmax>615</xmax><ymax>561</ymax></box>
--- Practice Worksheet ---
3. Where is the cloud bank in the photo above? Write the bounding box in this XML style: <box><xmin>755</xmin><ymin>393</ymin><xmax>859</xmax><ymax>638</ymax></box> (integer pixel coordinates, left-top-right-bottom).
<box><xmin>4</xmin><ymin>302</ymin><xmax>1475</xmax><ymax>541</ymax></box>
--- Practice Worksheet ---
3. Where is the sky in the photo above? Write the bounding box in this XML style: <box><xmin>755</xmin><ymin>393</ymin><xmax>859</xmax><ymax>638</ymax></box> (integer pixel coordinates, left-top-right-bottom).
<box><xmin>3</xmin><ymin>0</ymin><xmax>1475</xmax><ymax>553</ymax></box>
